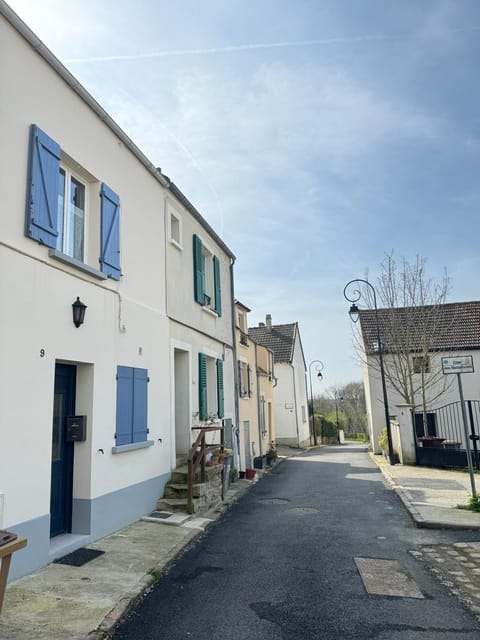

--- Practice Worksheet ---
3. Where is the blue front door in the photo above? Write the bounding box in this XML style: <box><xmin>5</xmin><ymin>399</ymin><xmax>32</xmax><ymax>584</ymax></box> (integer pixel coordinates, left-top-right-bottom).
<box><xmin>50</xmin><ymin>364</ymin><xmax>76</xmax><ymax>537</ymax></box>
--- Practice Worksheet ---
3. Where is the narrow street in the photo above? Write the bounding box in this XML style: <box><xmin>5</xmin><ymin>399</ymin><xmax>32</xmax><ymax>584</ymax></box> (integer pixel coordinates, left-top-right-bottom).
<box><xmin>112</xmin><ymin>444</ymin><xmax>480</xmax><ymax>639</ymax></box>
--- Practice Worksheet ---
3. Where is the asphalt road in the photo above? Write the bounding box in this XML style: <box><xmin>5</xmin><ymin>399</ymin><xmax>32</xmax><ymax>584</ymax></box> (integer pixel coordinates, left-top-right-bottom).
<box><xmin>111</xmin><ymin>444</ymin><xmax>480</xmax><ymax>639</ymax></box>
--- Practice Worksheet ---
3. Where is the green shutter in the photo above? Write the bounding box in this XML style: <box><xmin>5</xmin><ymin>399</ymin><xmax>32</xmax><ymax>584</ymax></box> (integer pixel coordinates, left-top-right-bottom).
<box><xmin>216</xmin><ymin>359</ymin><xmax>224</xmax><ymax>418</ymax></box>
<box><xmin>213</xmin><ymin>255</ymin><xmax>222</xmax><ymax>316</ymax></box>
<box><xmin>193</xmin><ymin>235</ymin><xmax>204</xmax><ymax>304</ymax></box>
<box><xmin>198</xmin><ymin>352</ymin><xmax>208</xmax><ymax>420</ymax></box>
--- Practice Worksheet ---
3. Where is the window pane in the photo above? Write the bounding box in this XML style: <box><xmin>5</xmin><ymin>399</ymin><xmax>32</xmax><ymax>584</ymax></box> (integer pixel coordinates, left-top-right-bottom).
<box><xmin>56</xmin><ymin>168</ymin><xmax>66</xmax><ymax>251</ymax></box>
<box><xmin>68</xmin><ymin>177</ymin><xmax>85</xmax><ymax>261</ymax></box>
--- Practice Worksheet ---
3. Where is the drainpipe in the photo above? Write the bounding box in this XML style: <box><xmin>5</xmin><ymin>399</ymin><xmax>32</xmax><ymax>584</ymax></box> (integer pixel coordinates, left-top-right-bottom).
<box><xmin>291</xmin><ymin>363</ymin><xmax>300</xmax><ymax>447</ymax></box>
<box><xmin>229</xmin><ymin>258</ymin><xmax>240</xmax><ymax>470</ymax></box>
<box><xmin>254</xmin><ymin>342</ymin><xmax>263</xmax><ymax>457</ymax></box>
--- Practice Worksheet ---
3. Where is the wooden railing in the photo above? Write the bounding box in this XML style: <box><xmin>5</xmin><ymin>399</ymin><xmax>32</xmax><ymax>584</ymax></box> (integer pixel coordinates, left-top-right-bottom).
<box><xmin>187</xmin><ymin>425</ymin><xmax>224</xmax><ymax>514</ymax></box>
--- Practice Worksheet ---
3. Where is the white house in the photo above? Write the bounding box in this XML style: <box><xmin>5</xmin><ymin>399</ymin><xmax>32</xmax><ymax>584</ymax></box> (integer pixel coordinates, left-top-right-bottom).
<box><xmin>358</xmin><ymin>301</ymin><xmax>480</xmax><ymax>455</ymax></box>
<box><xmin>249</xmin><ymin>315</ymin><xmax>309</xmax><ymax>447</ymax></box>
<box><xmin>164</xmin><ymin>181</ymin><xmax>237</xmax><ymax>468</ymax></box>
<box><xmin>0</xmin><ymin>1</ymin><xmax>237</xmax><ymax>580</ymax></box>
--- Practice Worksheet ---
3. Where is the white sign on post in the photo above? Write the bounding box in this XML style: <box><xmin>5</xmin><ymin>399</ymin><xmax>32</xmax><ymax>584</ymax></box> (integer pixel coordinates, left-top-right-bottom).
<box><xmin>441</xmin><ymin>356</ymin><xmax>474</xmax><ymax>375</ymax></box>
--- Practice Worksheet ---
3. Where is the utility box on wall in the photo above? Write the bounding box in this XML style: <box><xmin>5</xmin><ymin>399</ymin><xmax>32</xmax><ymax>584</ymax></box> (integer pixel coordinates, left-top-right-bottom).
<box><xmin>66</xmin><ymin>416</ymin><xmax>87</xmax><ymax>442</ymax></box>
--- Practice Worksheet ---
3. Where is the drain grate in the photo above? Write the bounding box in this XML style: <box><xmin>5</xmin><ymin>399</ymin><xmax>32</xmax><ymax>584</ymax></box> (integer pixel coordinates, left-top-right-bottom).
<box><xmin>54</xmin><ymin>548</ymin><xmax>105</xmax><ymax>567</ymax></box>
<box><xmin>258</xmin><ymin>498</ymin><xmax>290</xmax><ymax>505</ymax></box>
<box><xmin>148</xmin><ymin>511</ymin><xmax>174</xmax><ymax>520</ymax></box>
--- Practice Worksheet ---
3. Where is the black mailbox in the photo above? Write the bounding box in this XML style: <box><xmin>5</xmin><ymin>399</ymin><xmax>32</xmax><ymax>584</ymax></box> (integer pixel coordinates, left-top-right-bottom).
<box><xmin>66</xmin><ymin>416</ymin><xmax>87</xmax><ymax>442</ymax></box>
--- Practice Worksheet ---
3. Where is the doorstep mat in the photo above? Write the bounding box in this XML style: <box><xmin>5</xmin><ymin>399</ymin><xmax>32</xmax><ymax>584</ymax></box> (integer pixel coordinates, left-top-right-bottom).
<box><xmin>53</xmin><ymin>547</ymin><xmax>105</xmax><ymax>567</ymax></box>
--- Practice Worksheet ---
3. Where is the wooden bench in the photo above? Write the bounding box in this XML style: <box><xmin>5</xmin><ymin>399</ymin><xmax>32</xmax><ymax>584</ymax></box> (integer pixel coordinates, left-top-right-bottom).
<box><xmin>0</xmin><ymin>537</ymin><xmax>27</xmax><ymax>615</ymax></box>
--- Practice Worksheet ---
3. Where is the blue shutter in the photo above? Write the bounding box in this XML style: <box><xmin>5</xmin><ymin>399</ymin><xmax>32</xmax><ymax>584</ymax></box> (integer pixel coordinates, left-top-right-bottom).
<box><xmin>213</xmin><ymin>255</ymin><xmax>222</xmax><ymax>316</ymax></box>
<box><xmin>199</xmin><ymin>353</ymin><xmax>208</xmax><ymax>420</ymax></box>
<box><xmin>216</xmin><ymin>359</ymin><xmax>224</xmax><ymax>418</ymax></box>
<box><xmin>116</xmin><ymin>366</ymin><xmax>134</xmax><ymax>445</ymax></box>
<box><xmin>132</xmin><ymin>368</ymin><xmax>148</xmax><ymax>443</ymax></box>
<box><xmin>25</xmin><ymin>124</ymin><xmax>60</xmax><ymax>248</ymax></box>
<box><xmin>100</xmin><ymin>183</ymin><xmax>121</xmax><ymax>280</ymax></box>
<box><xmin>193</xmin><ymin>235</ymin><xmax>204</xmax><ymax>304</ymax></box>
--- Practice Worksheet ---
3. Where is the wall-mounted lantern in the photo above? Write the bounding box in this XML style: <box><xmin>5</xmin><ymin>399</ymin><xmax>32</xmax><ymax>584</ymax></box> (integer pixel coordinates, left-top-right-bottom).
<box><xmin>72</xmin><ymin>297</ymin><xmax>87</xmax><ymax>328</ymax></box>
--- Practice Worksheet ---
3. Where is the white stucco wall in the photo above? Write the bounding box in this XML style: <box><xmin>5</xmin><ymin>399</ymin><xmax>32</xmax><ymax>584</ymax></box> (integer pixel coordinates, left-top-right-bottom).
<box><xmin>364</xmin><ymin>350</ymin><xmax>480</xmax><ymax>453</ymax></box>
<box><xmin>1</xmin><ymin>13</ymin><xmax>174</xmax><ymax>576</ymax></box>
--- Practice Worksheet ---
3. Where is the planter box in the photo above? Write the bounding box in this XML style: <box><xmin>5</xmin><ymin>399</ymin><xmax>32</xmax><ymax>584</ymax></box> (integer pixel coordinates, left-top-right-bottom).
<box><xmin>253</xmin><ymin>456</ymin><xmax>267</xmax><ymax>470</ymax></box>
<box><xmin>419</xmin><ymin>437</ymin><xmax>446</xmax><ymax>448</ymax></box>
<box><xmin>245</xmin><ymin>468</ymin><xmax>256</xmax><ymax>480</ymax></box>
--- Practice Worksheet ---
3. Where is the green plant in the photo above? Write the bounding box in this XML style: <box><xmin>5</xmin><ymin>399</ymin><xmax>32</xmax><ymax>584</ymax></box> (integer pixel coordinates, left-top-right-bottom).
<box><xmin>457</xmin><ymin>495</ymin><xmax>480</xmax><ymax>512</ymax></box>
<box><xmin>148</xmin><ymin>568</ymin><xmax>163</xmax><ymax>580</ymax></box>
<box><xmin>378</xmin><ymin>428</ymin><xmax>388</xmax><ymax>452</ymax></box>
<box><xmin>230</xmin><ymin>467</ymin><xmax>239</xmax><ymax>483</ymax></box>
<box><xmin>265</xmin><ymin>447</ymin><xmax>278</xmax><ymax>461</ymax></box>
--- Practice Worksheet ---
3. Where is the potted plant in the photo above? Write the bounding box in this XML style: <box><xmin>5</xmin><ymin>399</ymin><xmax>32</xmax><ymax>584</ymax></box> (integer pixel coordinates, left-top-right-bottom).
<box><xmin>245</xmin><ymin>468</ymin><xmax>256</xmax><ymax>480</ymax></box>
<box><xmin>265</xmin><ymin>446</ymin><xmax>278</xmax><ymax>465</ymax></box>
<box><xmin>378</xmin><ymin>428</ymin><xmax>388</xmax><ymax>458</ymax></box>
<box><xmin>229</xmin><ymin>467</ymin><xmax>239</xmax><ymax>483</ymax></box>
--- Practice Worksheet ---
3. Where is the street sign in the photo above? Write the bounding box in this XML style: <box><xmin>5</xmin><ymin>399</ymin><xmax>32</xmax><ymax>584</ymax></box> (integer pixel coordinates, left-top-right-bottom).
<box><xmin>441</xmin><ymin>356</ymin><xmax>474</xmax><ymax>375</ymax></box>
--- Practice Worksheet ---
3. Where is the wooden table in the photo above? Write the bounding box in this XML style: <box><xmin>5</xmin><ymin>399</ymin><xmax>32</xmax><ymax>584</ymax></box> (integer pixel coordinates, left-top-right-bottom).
<box><xmin>0</xmin><ymin>537</ymin><xmax>27</xmax><ymax>615</ymax></box>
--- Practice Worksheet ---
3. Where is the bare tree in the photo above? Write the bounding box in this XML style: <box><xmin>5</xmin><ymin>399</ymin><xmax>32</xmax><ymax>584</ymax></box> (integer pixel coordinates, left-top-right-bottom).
<box><xmin>314</xmin><ymin>382</ymin><xmax>367</xmax><ymax>436</ymax></box>
<box><xmin>357</xmin><ymin>253</ymin><xmax>453</xmax><ymax>436</ymax></box>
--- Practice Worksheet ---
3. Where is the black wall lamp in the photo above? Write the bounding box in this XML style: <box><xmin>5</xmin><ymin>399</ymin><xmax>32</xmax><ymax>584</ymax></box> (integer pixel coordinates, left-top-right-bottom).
<box><xmin>72</xmin><ymin>297</ymin><xmax>87</xmax><ymax>328</ymax></box>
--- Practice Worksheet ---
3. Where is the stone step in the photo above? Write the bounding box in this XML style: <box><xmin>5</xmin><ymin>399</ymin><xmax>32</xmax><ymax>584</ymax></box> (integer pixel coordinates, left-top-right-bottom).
<box><xmin>156</xmin><ymin>498</ymin><xmax>200</xmax><ymax>514</ymax></box>
<box><xmin>171</xmin><ymin>463</ymin><xmax>223</xmax><ymax>484</ymax></box>
<box><xmin>164</xmin><ymin>483</ymin><xmax>207</xmax><ymax>499</ymax></box>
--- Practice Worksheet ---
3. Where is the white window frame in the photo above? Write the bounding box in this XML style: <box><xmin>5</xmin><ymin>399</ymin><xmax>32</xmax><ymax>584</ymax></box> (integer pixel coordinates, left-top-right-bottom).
<box><xmin>57</xmin><ymin>164</ymin><xmax>88</xmax><ymax>262</ymax></box>
<box><xmin>201</xmin><ymin>244</ymin><xmax>215</xmax><ymax>310</ymax></box>
<box><xmin>168</xmin><ymin>207</ymin><xmax>182</xmax><ymax>250</ymax></box>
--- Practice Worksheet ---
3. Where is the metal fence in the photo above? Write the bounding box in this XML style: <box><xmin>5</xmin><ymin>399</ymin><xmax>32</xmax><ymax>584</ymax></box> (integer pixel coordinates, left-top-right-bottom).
<box><xmin>414</xmin><ymin>400</ymin><xmax>480</xmax><ymax>469</ymax></box>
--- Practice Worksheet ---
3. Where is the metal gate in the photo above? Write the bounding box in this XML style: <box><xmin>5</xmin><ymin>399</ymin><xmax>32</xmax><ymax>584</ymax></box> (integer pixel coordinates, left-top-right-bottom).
<box><xmin>415</xmin><ymin>400</ymin><xmax>480</xmax><ymax>469</ymax></box>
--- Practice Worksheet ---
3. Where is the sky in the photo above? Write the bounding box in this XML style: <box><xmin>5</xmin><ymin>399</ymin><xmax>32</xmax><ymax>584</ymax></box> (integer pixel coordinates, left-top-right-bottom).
<box><xmin>6</xmin><ymin>0</ymin><xmax>480</xmax><ymax>393</ymax></box>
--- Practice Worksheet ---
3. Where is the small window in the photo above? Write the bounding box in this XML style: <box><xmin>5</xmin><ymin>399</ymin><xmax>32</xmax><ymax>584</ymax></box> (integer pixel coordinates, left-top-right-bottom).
<box><xmin>413</xmin><ymin>356</ymin><xmax>430</xmax><ymax>374</ymax></box>
<box><xmin>169</xmin><ymin>210</ymin><xmax>182</xmax><ymax>247</ymax></box>
<box><xmin>192</xmin><ymin>234</ymin><xmax>221</xmax><ymax>315</ymax></box>
<box><xmin>198</xmin><ymin>353</ymin><xmax>224</xmax><ymax>419</ymax></box>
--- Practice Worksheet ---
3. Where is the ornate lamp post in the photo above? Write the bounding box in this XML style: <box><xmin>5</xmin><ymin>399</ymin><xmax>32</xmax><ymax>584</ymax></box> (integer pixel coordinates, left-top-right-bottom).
<box><xmin>308</xmin><ymin>360</ymin><xmax>324</xmax><ymax>446</ymax></box>
<box><xmin>343</xmin><ymin>279</ymin><xmax>396</xmax><ymax>465</ymax></box>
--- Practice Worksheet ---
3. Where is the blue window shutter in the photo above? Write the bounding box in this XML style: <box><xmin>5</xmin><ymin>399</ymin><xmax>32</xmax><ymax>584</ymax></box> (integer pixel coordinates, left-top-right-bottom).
<box><xmin>25</xmin><ymin>124</ymin><xmax>60</xmax><ymax>248</ymax></box>
<box><xmin>199</xmin><ymin>353</ymin><xmax>208</xmax><ymax>420</ymax></box>
<box><xmin>100</xmin><ymin>183</ymin><xmax>121</xmax><ymax>280</ymax></box>
<box><xmin>193</xmin><ymin>235</ymin><xmax>204</xmax><ymax>304</ymax></box>
<box><xmin>213</xmin><ymin>255</ymin><xmax>222</xmax><ymax>316</ymax></box>
<box><xmin>116</xmin><ymin>366</ymin><xmax>134</xmax><ymax>445</ymax></box>
<box><xmin>216</xmin><ymin>359</ymin><xmax>224</xmax><ymax>418</ymax></box>
<box><xmin>132</xmin><ymin>368</ymin><xmax>148</xmax><ymax>443</ymax></box>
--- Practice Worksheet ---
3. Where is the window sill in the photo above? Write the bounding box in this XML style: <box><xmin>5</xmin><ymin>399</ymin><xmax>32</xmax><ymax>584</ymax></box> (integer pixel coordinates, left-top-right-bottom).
<box><xmin>202</xmin><ymin>306</ymin><xmax>218</xmax><ymax>318</ymax></box>
<box><xmin>112</xmin><ymin>440</ymin><xmax>154</xmax><ymax>454</ymax></box>
<box><xmin>169</xmin><ymin>238</ymin><xmax>183</xmax><ymax>251</ymax></box>
<box><xmin>49</xmin><ymin>249</ymin><xmax>108</xmax><ymax>280</ymax></box>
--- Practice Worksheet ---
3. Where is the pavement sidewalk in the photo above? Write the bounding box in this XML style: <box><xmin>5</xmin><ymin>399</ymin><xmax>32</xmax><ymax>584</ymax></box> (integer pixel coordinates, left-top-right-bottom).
<box><xmin>370</xmin><ymin>452</ymin><xmax>480</xmax><ymax>530</ymax></box>
<box><xmin>0</xmin><ymin>451</ymin><xmax>296</xmax><ymax>640</ymax></box>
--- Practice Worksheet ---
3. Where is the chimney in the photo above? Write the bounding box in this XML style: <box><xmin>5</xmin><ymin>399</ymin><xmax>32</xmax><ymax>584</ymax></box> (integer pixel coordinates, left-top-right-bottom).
<box><xmin>266</xmin><ymin>314</ymin><xmax>272</xmax><ymax>331</ymax></box>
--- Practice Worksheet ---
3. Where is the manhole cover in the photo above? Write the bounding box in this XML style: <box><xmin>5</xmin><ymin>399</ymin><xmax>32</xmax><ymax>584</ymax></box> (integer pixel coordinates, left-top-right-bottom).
<box><xmin>354</xmin><ymin>557</ymin><xmax>424</xmax><ymax>598</ymax></box>
<box><xmin>288</xmin><ymin>507</ymin><xmax>319</xmax><ymax>515</ymax></box>
<box><xmin>258</xmin><ymin>498</ymin><xmax>290</xmax><ymax>505</ymax></box>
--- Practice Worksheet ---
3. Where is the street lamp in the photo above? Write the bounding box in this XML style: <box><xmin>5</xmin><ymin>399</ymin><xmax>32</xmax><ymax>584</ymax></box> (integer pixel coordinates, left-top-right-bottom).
<box><xmin>334</xmin><ymin>390</ymin><xmax>343</xmax><ymax>434</ymax></box>
<box><xmin>308</xmin><ymin>360</ymin><xmax>324</xmax><ymax>446</ymax></box>
<box><xmin>343</xmin><ymin>279</ymin><xmax>396</xmax><ymax>465</ymax></box>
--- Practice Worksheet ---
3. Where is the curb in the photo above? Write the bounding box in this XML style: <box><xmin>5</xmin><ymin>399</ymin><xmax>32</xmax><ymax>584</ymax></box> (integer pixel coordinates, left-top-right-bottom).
<box><xmin>93</xmin><ymin>459</ymin><xmax>286</xmax><ymax>637</ymax></box>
